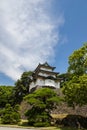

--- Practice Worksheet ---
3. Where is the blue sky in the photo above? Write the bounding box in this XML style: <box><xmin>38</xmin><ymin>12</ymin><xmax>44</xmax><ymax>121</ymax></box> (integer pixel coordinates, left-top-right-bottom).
<box><xmin>0</xmin><ymin>0</ymin><xmax>87</xmax><ymax>86</ymax></box>
<box><xmin>53</xmin><ymin>0</ymin><xmax>87</xmax><ymax>72</ymax></box>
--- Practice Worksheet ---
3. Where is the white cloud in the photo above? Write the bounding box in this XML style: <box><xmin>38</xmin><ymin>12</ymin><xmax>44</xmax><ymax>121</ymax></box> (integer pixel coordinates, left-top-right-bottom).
<box><xmin>0</xmin><ymin>0</ymin><xmax>64</xmax><ymax>80</ymax></box>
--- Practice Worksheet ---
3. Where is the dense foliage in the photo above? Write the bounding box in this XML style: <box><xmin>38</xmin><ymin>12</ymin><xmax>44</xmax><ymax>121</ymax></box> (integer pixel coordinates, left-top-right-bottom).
<box><xmin>62</xmin><ymin>74</ymin><xmax>87</xmax><ymax>108</ymax></box>
<box><xmin>0</xmin><ymin>86</ymin><xmax>13</xmax><ymax>108</ymax></box>
<box><xmin>57</xmin><ymin>73</ymin><xmax>72</xmax><ymax>88</ymax></box>
<box><xmin>62</xmin><ymin>43</ymin><xmax>87</xmax><ymax>108</ymax></box>
<box><xmin>0</xmin><ymin>104</ymin><xmax>20</xmax><ymax>124</ymax></box>
<box><xmin>24</xmin><ymin>88</ymin><xmax>61</xmax><ymax>127</ymax></box>
<box><xmin>56</xmin><ymin>114</ymin><xmax>87</xmax><ymax>129</ymax></box>
<box><xmin>68</xmin><ymin>43</ymin><xmax>87</xmax><ymax>76</ymax></box>
<box><xmin>13</xmin><ymin>71</ymin><xmax>33</xmax><ymax>104</ymax></box>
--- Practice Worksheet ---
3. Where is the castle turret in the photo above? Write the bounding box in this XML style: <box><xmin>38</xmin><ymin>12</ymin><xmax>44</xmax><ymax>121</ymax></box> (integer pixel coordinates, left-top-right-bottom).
<box><xmin>29</xmin><ymin>62</ymin><xmax>61</xmax><ymax>92</ymax></box>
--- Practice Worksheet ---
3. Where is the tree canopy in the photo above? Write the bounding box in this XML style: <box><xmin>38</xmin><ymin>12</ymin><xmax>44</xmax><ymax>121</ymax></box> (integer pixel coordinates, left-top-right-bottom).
<box><xmin>62</xmin><ymin>74</ymin><xmax>87</xmax><ymax>108</ymax></box>
<box><xmin>68</xmin><ymin>43</ymin><xmax>87</xmax><ymax>76</ymax></box>
<box><xmin>24</xmin><ymin>88</ymin><xmax>61</xmax><ymax>126</ymax></box>
<box><xmin>13</xmin><ymin>71</ymin><xmax>33</xmax><ymax>104</ymax></box>
<box><xmin>0</xmin><ymin>86</ymin><xmax>13</xmax><ymax>108</ymax></box>
<box><xmin>62</xmin><ymin>43</ymin><xmax>87</xmax><ymax>108</ymax></box>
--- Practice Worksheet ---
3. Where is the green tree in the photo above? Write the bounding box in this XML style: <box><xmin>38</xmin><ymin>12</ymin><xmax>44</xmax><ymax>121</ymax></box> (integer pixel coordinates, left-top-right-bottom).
<box><xmin>68</xmin><ymin>43</ymin><xmax>87</xmax><ymax>76</ymax></box>
<box><xmin>1</xmin><ymin>104</ymin><xmax>20</xmax><ymax>124</ymax></box>
<box><xmin>24</xmin><ymin>88</ymin><xmax>61</xmax><ymax>127</ymax></box>
<box><xmin>13</xmin><ymin>71</ymin><xmax>33</xmax><ymax>104</ymax></box>
<box><xmin>62</xmin><ymin>43</ymin><xmax>87</xmax><ymax>110</ymax></box>
<box><xmin>0</xmin><ymin>86</ymin><xmax>13</xmax><ymax>108</ymax></box>
<box><xmin>62</xmin><ymin>74</ymin><xmax>87</xmax><ymax>109</ymax></box>
<box><xmin>57</xmin><ymin>73</ymin><xmax>72</xmax><ymax>87</ymax></box>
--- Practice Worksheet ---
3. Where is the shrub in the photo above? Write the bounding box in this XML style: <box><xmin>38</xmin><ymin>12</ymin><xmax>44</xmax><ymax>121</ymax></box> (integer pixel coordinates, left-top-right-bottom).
<box><xmin>25</xmin><ymin>88</ymin><xmax>61</xmax><ymax>126</ymax></box>
<box><xmin>56</xmin><ymin>114</ymin><xmax>87</xmax><ymax>129</ymax></box>
<box><xmin>26</xmin><ymin>109</ymin><xmax>51</xmax><ymax>126</ymax></box>
<box><xmin>1</xmin><ymin>104</ymin><xmax>20</xmax><ymax>124</ymax></box>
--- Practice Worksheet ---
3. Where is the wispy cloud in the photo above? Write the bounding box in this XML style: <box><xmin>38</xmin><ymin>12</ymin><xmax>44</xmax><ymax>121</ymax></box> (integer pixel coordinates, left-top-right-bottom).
<box><xmin>0</xmin><ymin>0</ymin><xmax>64</xmax><ymax>80</ymax></box>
